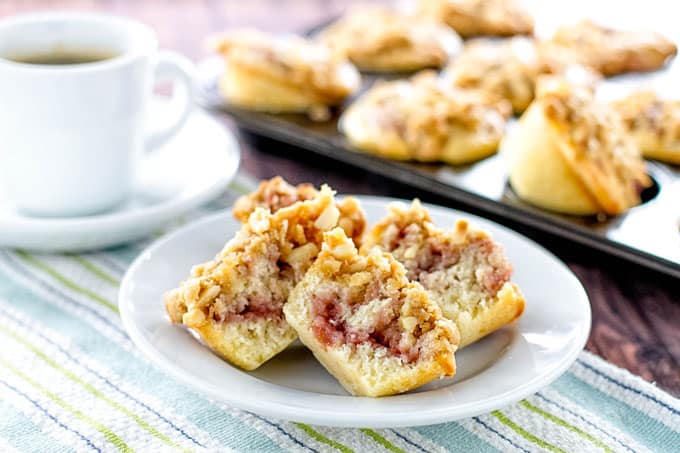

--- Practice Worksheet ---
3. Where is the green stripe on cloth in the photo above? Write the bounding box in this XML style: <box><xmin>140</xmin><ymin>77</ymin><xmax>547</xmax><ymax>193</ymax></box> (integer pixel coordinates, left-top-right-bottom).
<box><xmin>360</xmin><ymin>429</ymin><xmax>405</xmax><ymax>453</ymax></box>
<box><xmin>520</xmin><ymin>399</ymin><xmax>613</xmax><ymax>452</ymax></box>
<box><xmin>70</xmin><ymin>256</ymin><xmax>120</xmax><ymax>286</ymax></box>
<box><xmin>0</xmin><ymin>274</ymin><xmax>290</xmax><ymax>452</ymax></box>
<box><xmin>294</xmin><ymin>423</ymin><xmax>354</xmax><ymax>453</ymax></box>
<box><xmin>0</xmin><ymin>324</ymin><xmax>186</xmax><ymax>452</ymax></box>
<box><xmin>492</xmin><ymin>410</ymin><xmax>566</xmax><ymax>453</ymax></box>
<box><xmin>15</xmin><ymin>251</ymin><xmax>118</xmax><ymax>313</ymax></box>
<box><xmin>0</xmin><ymin>358</ymin><xmax>132</xmax><ymax>453</ymax></box>
<box><xmin>554</xmin><ymin>372</ymin><xmax>680</xmax><ymax>451</ymax></box>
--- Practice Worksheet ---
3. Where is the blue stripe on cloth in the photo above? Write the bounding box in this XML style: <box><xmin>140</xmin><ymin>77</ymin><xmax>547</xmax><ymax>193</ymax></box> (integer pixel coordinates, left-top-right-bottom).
<box><xmin>0</xmin><ymin>268</ymin><xmax>287</xmax><ymax>452</ymax></box>
<box><xmin>577</xmin><ymin>359</ymin><xmax>679</xmax><ymax>417</ymax></box>
<box><xmin>413</xmin><ymin>421</ymin><xmax>498</xmax><ymax>452</ymax></box>
<box><xmin>389</xmin><ymin>430</ymin><xmax>431</xmax><ymax>453</ymax></box>
<box><xmin>554</xmin><ymin>372</ymin><xmax>680</xmax><ymax>451</ymax></box>
<box><xmin>534</xmin><ymin>393</ymin><xmax>635</xmax><ymax>453</ymax></box>
<box><xmin>473</xmin><ymin>417</ymin><xmax>529</xmax><ymax>453</ymax></box>
<box><xmin>0</xmin><ymin>306</ymin><xmax>206</xmax><ymax>450</ymax></box>
<box><xmin>0</xmin><ymin>252</ymin><xmax>127</xmax><ymax>338</ymax></box>
<box><xmin>0</xmin><ymin>380</ymin><xmax>92</xmax><ymax>453</ymax></box>
<box><xmin>249</xmin><ymin>413</ymin><xmax>319</xmax><ymax>453</ymax></box>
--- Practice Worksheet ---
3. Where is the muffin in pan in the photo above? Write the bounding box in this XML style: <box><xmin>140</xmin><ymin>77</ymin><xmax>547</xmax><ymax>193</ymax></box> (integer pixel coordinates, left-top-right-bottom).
<box><xmin>340</xmin><ymin>71</ymin><xmax>512</xmax><ymax>165</ymax></box>
<box><xmin>209</xmin><ymin>29</ymin><xmax>360</xmax><ymax>119</ymax></box>
<box><xmin>318</xmin><ymin>6</ymin><xmax>461</xmax><ymax>72</ymax></box>
<box><xmin>284</xmin><ymin>227</ymin><xmax>459</xmax><ymax>397</ymax></box>
<box><xmin>416</xmin><ymin>0</ymin><xmax>533</xmax><ymax>38</ymax></box>
<box><xmin>165</xmin><ymin>185</ymin><xmax>349</xmax><ymax>370</ymax></box>
<box><xmin>503</xmin><ymin>77</ymin><xmax>652</xmax><ymax>216</ymax></box>
<box><xmin>612</xmin><ymin>91</ymin><xmax>680</xmax><ymax>165</ymax></box>
<box><xmin>538</xmin><ymin>20</ymin><xmax>677</xmax><ymax>77</ymax></box>
<box><xmin>444</xmin><ymin>37</ymin><xmax>539</xmax><ymax>114</ymax></box>
<box><xmin>361</xmin><ymin>200</ymin><xmax>525</xmax><ymax>349</ymax></box>
<box><xmin>232</xmin><ymin>176</ymin><xmax>366</xmax><ymax>246</ymax></box>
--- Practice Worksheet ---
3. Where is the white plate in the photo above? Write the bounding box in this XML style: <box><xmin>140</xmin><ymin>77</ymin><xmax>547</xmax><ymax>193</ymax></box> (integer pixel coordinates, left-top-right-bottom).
<box><xmin>119</xmin><ymin>197</ymin><xmax>591</xmax><ymax>428</ymax></box>
<box><xmin>0</xmin><ymin>109</ymin><xmax>239</xmax><ymax>252</ymax></box>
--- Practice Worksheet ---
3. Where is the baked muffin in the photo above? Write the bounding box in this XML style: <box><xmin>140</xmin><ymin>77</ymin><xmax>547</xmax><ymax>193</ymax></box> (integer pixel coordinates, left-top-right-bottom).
<box><xmin>284</xmin><ymin>228</ymin><xmax>459</xmax><ymax>397</ymax></box>
<box><xmin>417</xmin><ymin>0</ymin><xmax>533</xmax><ymax>38</ymax></box>
<box><xmin>318</xmin><ymin>6</ymin><xmax>461</xmax><ymax>72</ymax></box>
<box><xmin>209</xmin><ymin>29</ymin><xmax>360</xmax><ymax>119</ymax></box>
<box><xmin>503</xmin><ymin>77</ymin><xmax>652</xmax><ymax>216</ymax></box>
<box><xmin>444</xmin><ymin>37</ymin><xmax>539</xmax><ymax>114</ymax></box>
<box><xmin>612</xmin><ymin>91</ymin><xmax>680</xmax><ymax>165</ymax></box>
<box><xmin>232</xmin><ymin>176</ymin><xmax>366</xmax><ymax>245</ymax></box>
<box><xmin>165</xmin><ymin>186</ymin><xmax>344</xmax><ymax>370</ymax></box>
<box><xmin>361</xmin><ymin>200</ymin><xmax>525</xmax><ymax>348</ymax></box>
<box><xmin>340</xmin><ymin>71</ymin><xmax>511</xmax><ymax>165</ymax></box>
<box><xmin>539</xmin><ymin>21</ymin><xmax>677</xmax><ymax>77</ymax></box>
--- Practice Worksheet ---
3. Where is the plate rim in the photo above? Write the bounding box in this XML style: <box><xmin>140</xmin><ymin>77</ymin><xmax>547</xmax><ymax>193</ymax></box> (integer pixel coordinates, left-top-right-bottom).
<box><xmin>119</xmin><ymin>196</ymin><xmax>591</xmax><ymax>428</ymax></box>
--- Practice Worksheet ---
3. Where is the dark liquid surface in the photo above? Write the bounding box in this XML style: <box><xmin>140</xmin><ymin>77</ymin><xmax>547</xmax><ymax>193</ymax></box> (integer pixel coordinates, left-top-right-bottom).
<box><xmin>7</xmin><ymin>50</ymin><xmax>118</xmax><ymax>65</ymax></box>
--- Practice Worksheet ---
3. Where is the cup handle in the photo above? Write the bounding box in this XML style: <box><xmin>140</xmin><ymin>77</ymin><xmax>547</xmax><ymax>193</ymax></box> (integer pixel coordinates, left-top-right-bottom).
<box><xmin>145</xmin><ymin>50</ymin><xmax>196</xmax><ymax>151</ymax></box>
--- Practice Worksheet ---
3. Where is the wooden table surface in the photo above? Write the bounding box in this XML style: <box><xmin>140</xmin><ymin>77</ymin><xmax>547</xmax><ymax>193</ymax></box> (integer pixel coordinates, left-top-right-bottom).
<box><xmin>2</xmin><ymin>0</ymin><xmax>678</xmax><ymax>397</ymax></box>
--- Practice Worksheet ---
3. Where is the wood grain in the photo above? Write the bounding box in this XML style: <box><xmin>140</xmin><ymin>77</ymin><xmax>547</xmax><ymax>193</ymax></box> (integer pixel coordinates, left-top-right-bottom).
<box><xmin>2</xmin><ymin>0</ymin><xmax>678</xmax><ymax>396</ymax></box>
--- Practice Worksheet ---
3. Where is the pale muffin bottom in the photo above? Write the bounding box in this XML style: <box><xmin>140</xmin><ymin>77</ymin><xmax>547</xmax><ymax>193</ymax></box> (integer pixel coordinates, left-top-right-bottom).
<box><xmin>504</xmin><ymin>103</ymin><xmax>601</xmax><ymax>215</ymax></box>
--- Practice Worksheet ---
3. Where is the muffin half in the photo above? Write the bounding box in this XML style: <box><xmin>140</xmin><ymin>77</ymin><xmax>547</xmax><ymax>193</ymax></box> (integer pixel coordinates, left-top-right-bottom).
<box><xmin>165</xmin><ymin>186</ymin><xmax>344</xmax><ymax>370</ymax></box>
<box><xmin>285</xmin><ymin>228</ymin><xmax>459</xmax><ymax>397</ymax></box>
<box><xmin>361</xmin><ymin>200</ymin><xmax>525</xmax><ymax>348</ymax></box>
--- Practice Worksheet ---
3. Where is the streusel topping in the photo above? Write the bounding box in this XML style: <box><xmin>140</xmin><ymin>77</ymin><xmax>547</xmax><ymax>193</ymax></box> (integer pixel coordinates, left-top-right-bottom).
<box><xmin>537</xmin><ymin>77</ymin><xmax>651</xmax><ymax>213</ymax></box>
<box><xmin>354</xmin><ymin>72</ymin><xmax>510</xmax><ymax>160</ymax></box>
<box><xmin>210</xmin><ymin>29</ymin><xmax>360</xmax><ymax>99</ymax></box>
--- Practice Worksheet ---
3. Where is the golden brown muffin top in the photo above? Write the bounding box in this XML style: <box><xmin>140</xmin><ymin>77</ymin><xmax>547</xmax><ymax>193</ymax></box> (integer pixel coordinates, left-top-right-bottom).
<box><xmin>319</xmin><ymin>6</ymin><xmax>459</xmax><ymax>69</ymax></box>
<box><xmin>347</xmin><ymin>71</ymin><xmax>510</xmax><ymax>158</ymax></box>
<box><xmin>445</xmin><ymin>37</ymin><xmax>539</xmax><ymax>112</ymax></box>
<box><xmin>539</xmin><ymin>20</ymin><xmax>677</xmax><ymax>76</ymax></box>
<box><xmin>209</xmin><ymin>29</ymin><xmax>360</xmax><ymax>99</ymax></box>
<box><xmin>612</xmin><ymin>91</ymin><xmax>680</xmax><ymax>145</ymax></box>
<box><xmin>537</xmin><ymin>77</ymin><xmax>651</xmax><ymax>215</ymax></box>
<box><xmin>417</xmin><ymin>0</ymin><xmax>533</xmax><ymax>38</ymax></box>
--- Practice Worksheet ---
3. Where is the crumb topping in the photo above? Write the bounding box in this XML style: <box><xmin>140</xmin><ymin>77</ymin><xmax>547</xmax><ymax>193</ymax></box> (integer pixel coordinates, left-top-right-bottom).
<box><xmin>365</xmin><ymin>201</ymin><xmax>512</xmax><ymax>317</ymax></box>
<box><xmin>210</xmin><ymin>29</ymin><xmax>360</xmax><ymax>100</ymax></box>
<box><xmin>166</xmin><ymin>186</ymin><xmax>342</xmax><ymax>329</ymax></box>
<box><xmin>446</xmin><ymin>38</ymin><xmax>538</xmax><ymax>111</ymax></box>
<box><xmin>613</xmin><ymin>91</ymin><xmax>680</xmax><ymax>145</ymax></box>
<box><xmin>540</xmin><ymin>20</ymin><xmax>676</xmax><ymax>76</ymax></box>
<box><xmin>537</xmin><ymin>78</ymin><xmax>651</xmax><ymax>211</ymax></box>
<box><xmin>418</xmin><ymin>0</ymin><xmax>533</xmax><ymax>37</ymax></box>
<box><xmin>352</xmin><ymin>72</ymin><xmax>510</xmax><ymax>159</ymax></box>
<box><xmin>309</xmin><ymin>229</ymin><xmax>454</xmax><ymax>364</ymax></box>
<box><xmin>320</xmin><ymin>7</ymin><xmax>455</xmax><ymax>67</ymax></box>
<box><xmin>232</xmin><ymin>177</ymin><xmax>366</xmax><ymax>245</ymax></box>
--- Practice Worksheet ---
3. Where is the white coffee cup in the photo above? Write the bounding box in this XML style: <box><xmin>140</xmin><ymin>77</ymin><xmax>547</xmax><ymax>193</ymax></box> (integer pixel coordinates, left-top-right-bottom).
<box><xmin>0</xmin><ymin>12</ymin><xmax>195</xmax><ymax>217</ymax></box>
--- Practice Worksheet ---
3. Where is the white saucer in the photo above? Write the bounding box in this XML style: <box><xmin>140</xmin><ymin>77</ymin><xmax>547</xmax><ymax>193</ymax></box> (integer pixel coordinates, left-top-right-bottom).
<box><xmin>0</xmin><ymin>109</ymin><xmax>239</xmax><ymax>252</ymax></box>
<box><xmin>119</xmin><ymin>197</ymin><xmax>591</xmax><ymax>428</ymax></box>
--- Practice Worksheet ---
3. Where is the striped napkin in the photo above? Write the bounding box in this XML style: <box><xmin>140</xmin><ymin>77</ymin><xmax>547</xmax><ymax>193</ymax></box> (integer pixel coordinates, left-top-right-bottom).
<box><xmin>0</xmin><ymin>174</ymin><xmax>678</xmax><ymax>453</ymax></box>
